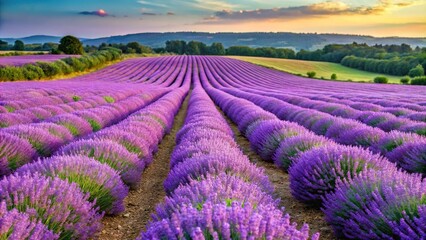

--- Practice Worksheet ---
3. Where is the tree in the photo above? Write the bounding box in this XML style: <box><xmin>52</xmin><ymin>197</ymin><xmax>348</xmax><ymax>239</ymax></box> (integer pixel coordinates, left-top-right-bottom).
<box><xmin>0</xmin><ymin>40</ymin><xmax>8</xmax><ymax>50</ymax></box>
<box><xmin>186</xmin><ymin>41</ymin><xmax>201</xmax><ymax>55</ymax></box>
<box><xmin>58</xmin><ymin>35</ymin><xmax>84</xmax><ymax>55</ymax></box>
<box><xmin>374</xmin><ymin>76</ymin><xmax>388</xmax><ymax>84</ymax></box>
<box><xmin>331</xmin><ymin>73</ymin><xmax>337</xmax><ymax>80</ymax></box>
<box><xmin>408</xmin><ymin>64</ymin><xmax>424</xmax><ymax>78</ymax></box>
<box><xmin>12</xmin><ymin>40</ymin><xmax>24</xmax><ymax>51</ymax></box>
<box><xmin>209</xmin><ymin>43</ymin><xmax>225</xmax><ymax>55</ymax></box>
<box><xmin>307</xmin><ymin>71</ymin><xmax>316</xmax><ymax>78</ymax></box>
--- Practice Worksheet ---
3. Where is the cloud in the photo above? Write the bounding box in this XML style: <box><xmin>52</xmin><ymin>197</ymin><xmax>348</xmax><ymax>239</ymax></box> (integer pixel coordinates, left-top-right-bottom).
<box><xmin>167</xmin><ymin>12</ymin><xmax>175</xmax><ymax>15</ymax></box>
<box><xmin>79</xmin><ymin>9</ymin><xmax>108</xmax><ymax>17</ymax></box>
<box><xmin>137</xmin><ymin>0</ymin><xmax>168</xmax><ymax>8</ymax></box>
<box><xmin>204</xmin><ymin>0</ymin><xmax>416</xmax><ymax>22</ymax></box>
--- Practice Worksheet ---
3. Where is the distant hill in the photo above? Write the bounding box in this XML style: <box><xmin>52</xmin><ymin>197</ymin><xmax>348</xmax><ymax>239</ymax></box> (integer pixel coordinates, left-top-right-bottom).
<box><xmin>2</xmin><ymin>32</ymin><xmax>425</xmax><ymax>50</ymax></box>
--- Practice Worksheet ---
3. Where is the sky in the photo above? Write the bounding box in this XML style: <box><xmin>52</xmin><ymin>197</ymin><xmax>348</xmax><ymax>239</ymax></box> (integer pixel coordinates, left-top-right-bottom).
<box><xmin>0</xmin><ymin>0</ymin><xmax>425</xmax><ymax>38</ymax></box>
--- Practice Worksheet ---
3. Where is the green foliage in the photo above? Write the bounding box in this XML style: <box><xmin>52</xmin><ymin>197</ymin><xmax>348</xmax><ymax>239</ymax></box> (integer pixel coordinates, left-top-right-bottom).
<box><xmin>0</xmin><ymin>48</ymin><xmax>122</xmax><ymax>82</ymax></box>
<box><xmin>408</xmin><ymin>64</ymin><xmax>424</xmax><ymax>78</ymax></box>
<box><xmin>209</xmin><ymin>43</ymin><xmax>225</xmax><ymax>55</ymax></box>
<box><xmin>307</xmin><ymin>71</ymin><xmax>316</xmax><ymax>78</ymax></box>
<box><xmin>72</xmin><ymin>95</ymin><xmax>81</xmax><ymax>101</ymax></box>
<box><xmin>12</xmin><ymin>40</ymin><xmax>25</xmax><ymax>51</ymax></box>
<box><xmin>58</xmin><ymin>35</ymin><xmax>84</xmax><ymax>55</ymax></box>
<box><xmin>0</xmin><ymin>66</ymin><xmax>24</xmax><ymax>81</ymax></box>
<box><xmin>411</xmin><ymin>76</ymin><xmax>426</xmax><ymax>85</ymax></box>
<box><xmin>37</xmin><ymin>62</ymin><xmax>62</xmax><ymax>77</ymax></box>
<box><xmin>22</xmin><ymin>64</ymin><xmax>45</xmax><ymax>80</ymax></box>
<box><xmin>331</xmin><ymin>73</ymin><xmax>337</xmax><ymax>80</ymax></box>
<box><xmin>400</xmin><ymin>76</ymin><xmax>410</xmax><ymax>84</ymax></box>
<box><xmin>374</xmin><ymin>76</ymin><xmax>388</xmax><ymax>84</ymax></box>
<box><xmin>103</xmin><ymin>96</ymin><xmax>115</xmax><ymax>103</ymax></box>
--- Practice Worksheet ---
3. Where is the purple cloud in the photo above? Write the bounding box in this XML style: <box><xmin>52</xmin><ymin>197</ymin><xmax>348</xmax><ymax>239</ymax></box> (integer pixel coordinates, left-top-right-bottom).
<box><xmin>79</xmin><ymin>9</ymin><xmax>108</xmax><ymax>17</ymax></box>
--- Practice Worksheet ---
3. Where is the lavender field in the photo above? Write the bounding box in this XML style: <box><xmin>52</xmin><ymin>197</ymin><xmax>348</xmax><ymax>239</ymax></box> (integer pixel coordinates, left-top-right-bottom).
<box><xmin>0</xmin><ymin>55</ymin><xmax>425</xmax><ymax>239</ymax></box>
<box><xmin>0</xmin><ymin>54</ymin><xmax>78</xmax><ymax>66</ymax></box>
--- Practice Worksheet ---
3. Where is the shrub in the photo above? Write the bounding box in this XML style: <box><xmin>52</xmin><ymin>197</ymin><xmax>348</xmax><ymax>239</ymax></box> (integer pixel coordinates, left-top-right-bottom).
<box><xmin>322</xmin><ymin>169</ymin><xmax>425</xmax><ymax>239</ymax></box>
<box><xmin>62</xmin><ymin>57</ymin><xmax>85</xmax><ymax>72</ymax></box>
<box><xmin>153</xmin><ymin>173</ymin><xmax>278</xmax><ymax>220</ymax></box>
<box><xmin>273</xmin><ymin>133</ymin><xmax>331</xmax><ymax>171</ymax></box>
<box><xmin>52</xmin><ymin>60</ymin><xmax>72</xmax><ymax>74</ymax></box>
<box><xmin>307</xmin><ymin>71</ymin><xmax>316</xmax><ymax>78</ymax></box>
<box><xmin>0</xmin><ymin>132</ymin><xmax>38</xmax><ymax>175</ymax></box>
<box><xmin>17</xmin><ymin>155</ymin><xmax>129</xmax><ymax>215</ymax></box>
<box><xmin>289</xmin><ymin>145</ymin><xmax>396</xmax><ymax>204</ymax></box>
<box><xmin>47</xmin><ymin>114</ymin><xmax>92</xmax><ymax>137</ymax></box>
<box><xmin>36</xmin><ymin>61</ymin><xmax>62</xmax><ymax>77</ymax></box>
<box><xmin>0</xmin><ymin>202</ymin><xmax>58</xmax><ymax>239</ymax></box>
<box><xmin>142</xmin><ymin>201</ymin><xmax>318</xmax><ymax>240</ymax></box>
<box><xmin>374</xmin><ymin>76</ymin><xmax>388</xmax><ymax>83</ymax></box>
<box><xmin>0</xmin><ymin>66</ymin><xmax>25</xmax><ymax>81</ymax></box>
<box><xmin>330</xmin><ymin>73</ymin><xmax>337</xmax><ymax>80</ymax></box>
<box><xmin>387</xmin><ymin>141</ymin><xmax>426</xmax><ymax>175</ymax></box>
<box><xmin>0</xmin><ymin>173</ymin><xmax>102</xmax><ymax>239</ymax></box>
<box><xmin>400</xmin><ymin>76</ymin><xmax>410</xmax><ymax>84</ymax></box>
<box><xmin>408</xmin><ymin>64</ymin><xmax>424</xmax><ymax>78</ymax></box>
<box><xmin>22</xmin><ymin>64</ymin><xmax>45</xmax><ymax>80</ymax></box>
<box><xmin>163</xmin><ymin>154</ymin><xmax>273</xmax><ymax>194</ymax></box>
<box><xmin>57</xmin><ymin>139</ymin><xmax>144</xmax><ymax>188</ymax></box>
<box><xmin>411</xmin><ymin>76</ymin><xmax>426</xmax><ymax>85</ymax></box>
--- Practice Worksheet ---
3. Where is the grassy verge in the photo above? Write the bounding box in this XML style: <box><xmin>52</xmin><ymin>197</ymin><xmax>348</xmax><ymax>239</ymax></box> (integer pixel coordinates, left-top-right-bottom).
<box><xmin>230</xmin><ymin>56</ymin><xmax>401</xmax><ymax>84</ymax></box>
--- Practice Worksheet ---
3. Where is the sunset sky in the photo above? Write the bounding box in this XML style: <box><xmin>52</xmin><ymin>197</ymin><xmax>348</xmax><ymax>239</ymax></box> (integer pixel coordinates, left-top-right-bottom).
<box><xmin>1</xmin><ymin>0</ymin><xmax>425</xmax><ymax>38</ymax></box>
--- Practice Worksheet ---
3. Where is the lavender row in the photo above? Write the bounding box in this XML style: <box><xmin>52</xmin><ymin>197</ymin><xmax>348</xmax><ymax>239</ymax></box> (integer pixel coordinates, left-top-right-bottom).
<box><xmin>0</xmin><ymin>86</ymin><xmax>161</xmax><ymax>128</ymax></box>
<box><xmin>207</xmin><ymin>56</ymin><xmax>426</xmax><ymax>105</ymax></box>
<box><xmin>221</xmin><ymin>88</ymin><xmax>426</xmax><ymax>175</ymax></box>
<box><xmin>241</xmin><ymin>88</ymin><xmax>426</xmax><ymax>135</ymax></box>
<box><xmin>141</xmin><ymin>82</ymin><xmax>318</xmax><ymax>239</ymax></box>
<box><xmin>197</xmin><ymin>56</ymin><xmax>426</xmax><ymax>134</ymax></box>
<box><xmin>0</xmin><ymin>86</ymin><xmax>188</xmax><ymax>239</ymax></box>
<box><xmin>204</xmin><ymin>85</ymin><xmax>425</xmax><ymax>239</ymax></box>
<box><xmin>0</xmin><ymin>54</ymin><xmax>77</xmax><ymax>67</ymax></box>
<box><xmin>0</xmin><ymin>88</ymin><xmax>168</xmax><ymax>176</ymax></box>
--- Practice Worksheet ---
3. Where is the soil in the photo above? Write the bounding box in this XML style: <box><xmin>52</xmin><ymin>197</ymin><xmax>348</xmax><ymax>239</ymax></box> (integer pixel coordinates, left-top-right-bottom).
<box><xmin>218</xmin><ymin>107</ymin><xmax>337</xmax><ymax>240</ymax></box>
<box><xmin>99</xmin><ymin>94</ymin><xmax>189</xmax><ymax>240</ymax></box>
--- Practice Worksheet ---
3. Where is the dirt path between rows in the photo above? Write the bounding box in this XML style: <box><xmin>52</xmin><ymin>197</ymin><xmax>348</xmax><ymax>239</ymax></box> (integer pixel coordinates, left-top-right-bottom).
<box><xmin>218</xmin><ymin>107</ymin><xmax>336</xmax><ymax>240</ymax></box>
<box><xmin>99</xmin><ymin>94</ymin><xmax>189</xmax><ymax>240</ymax></box>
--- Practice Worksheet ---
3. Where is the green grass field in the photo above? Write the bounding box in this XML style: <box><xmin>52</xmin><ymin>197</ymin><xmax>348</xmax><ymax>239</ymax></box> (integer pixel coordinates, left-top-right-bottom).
<box><xmin>230</xmin><ymin>56</ymin><xmax>401</xmax><ymax>84</ymax></box>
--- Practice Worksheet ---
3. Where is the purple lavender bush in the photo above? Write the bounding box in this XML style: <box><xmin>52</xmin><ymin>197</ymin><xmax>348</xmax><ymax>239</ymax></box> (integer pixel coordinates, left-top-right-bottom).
<box><xmin>273</xmin><ymin>133</ymin><xmax>331</xmax><ymax>171</ymax></box>
<box><xmin>47</xmin><ymin>114</ymin><xmax>92</xmax><ymax>137</ymax></box>
<box><xmin>17</xmin><ymin>155</ymin><xmax>129</xmax><ymax>215</ymax></box>
<box><xmin>322</xmin><ymin>169</ymin><xmax>425</xmax><ymax>239</ymax></box>
<box><xmin>0</xmin><ymin>173</ymin><xmax>102</xmax><ymax>239</ymax></box>
<box><xmin>164</xmin><ymin>153</ymin><xmax>273</xmax><ymax>195</ymax></box>
<box><xmin>289</xmin><ymin>145</ymin><xmax>395</xmax><ymax>204</ymax></box>
<box><xmin>57</xmin><ymin>139</ymin><xmax>144</xmax><ymax>188</ymax></box>
<box><xmin>371</xmin><ymin>131</ymin><xmax>423</xmax><ymax>155</ymax></box>
<box><xmin>0</xmin><ymin>201</ymin><xmax>58</xmax><ymax>240</ymax></box>
<box><xmin>387</xmin><ymin>141</ymin><xmax>426</xmax><ymax>175</ymax></box>
<box><xmin>142</xmin><ymin>201</ymin><xmax>319</xmax><ymax>240</ymax></box>
<box><xmin>0</xmin><ymin>132</ymin><xmax>38</xmax><ymax>175</ymax></box>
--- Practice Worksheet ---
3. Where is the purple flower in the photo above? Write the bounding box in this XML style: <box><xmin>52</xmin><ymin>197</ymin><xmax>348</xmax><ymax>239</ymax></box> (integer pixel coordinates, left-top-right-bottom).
<box><xmin>0</xmin><ymin>201</ymin><xmax>58</xmax><ymax>239</ymax></box>
<box><xmin>164</xmin><ymin>153</ymin><xmax>273</xmax><ymax>194</ymax></box>
<box><xmin>289</xmin><ymin>145</ymin><xmax>396</xmax><ymax>203</ymax></box>
<box><xmin>154</xmin><ymin>173</ymin><xmax>279</xmax><ymax>220</ymax></box>
<box><xmin>387</xmin><ymin>141</ymin><xmax>426</xmax><ymax>175</ymax></box>
<box><xmin>322</xmin><ymin>169</ymin><xmax>425</xmax><ymax>239</ymax></box>
<box><xmin>142</xmin><ymin>201</ymin><xmax>318</xmax><ymax>240</ymax></box>
<box><xmin>57</xmin><ymin>139</ymin><xmax>145</xmax><ymax>188</ymax></box>
<box><xmin>338</xmin><ymin>126</ymin><xmax>386</xmax><ymax>148</ymax></box>
<box><xmin>273</xmin><ymin>133</ymin><xmax>332</xmax><ymax>171</ymax></box>
<box><xmin>0</xmin><ymin>173</ymin><xmax>102</xmax><ymax>239</ymax></box>
<box><xmin>0</xmin><ymin>132</ymin><xmax>38</xmax><ymax>175</ymax></box>
<box><xmin>16</xmin><ymin>155</ymin><xmax>129</xmax><ymax>215</ymax></box>
<box><xmin>371</xmin><ymin>131</ymin><xmax>423</xmax><ymax>155</ymax></box>
<box><xmin>47</xmin><ymin>114</ymin><xmax>92</xmax><ymax>137</ymax></box>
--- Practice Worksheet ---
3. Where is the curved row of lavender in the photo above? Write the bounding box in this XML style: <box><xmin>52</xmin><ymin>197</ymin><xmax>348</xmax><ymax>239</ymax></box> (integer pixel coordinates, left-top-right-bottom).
<box><xmin>0</xmin><ymin>57</ymin><xmax>192</xmax><ymax>238</ymax></box>
<box><xmin>0</xmin><ymin>54</ymin><xmax>78</xmax><ymax>67</ymax></box>
<box><xmin>197</xmin><ymin>56</ymin><xmax>426</xmax><ymax>176</ymax></box>
<box><xmin>141</xmin><ymin>64</ymin><xmax>319</xmax><ymax>239</ymax></box>
<box><xmin>194</xmin><ymin>56</ymin><xmax>425</xmax><ymax>239</ymax></box>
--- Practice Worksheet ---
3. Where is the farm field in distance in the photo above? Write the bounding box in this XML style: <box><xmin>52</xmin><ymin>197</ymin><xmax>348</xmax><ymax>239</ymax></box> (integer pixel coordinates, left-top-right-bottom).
<box><xmin>231</xmin><ymin>56</ymin><xmax>402</xmax><ymax>83</ymax></box>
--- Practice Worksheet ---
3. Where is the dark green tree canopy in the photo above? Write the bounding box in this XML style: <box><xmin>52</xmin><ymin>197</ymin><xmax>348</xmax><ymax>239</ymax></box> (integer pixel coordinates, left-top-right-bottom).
<box><xmin>12</xmin><ymin>40</ymin><xmax>25</xmax><ymax>51</ymax></box>
<box><xmin>58</xmin><ymin>35</ymin><xmax>84</xmax><ymax>55</ymax></box>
